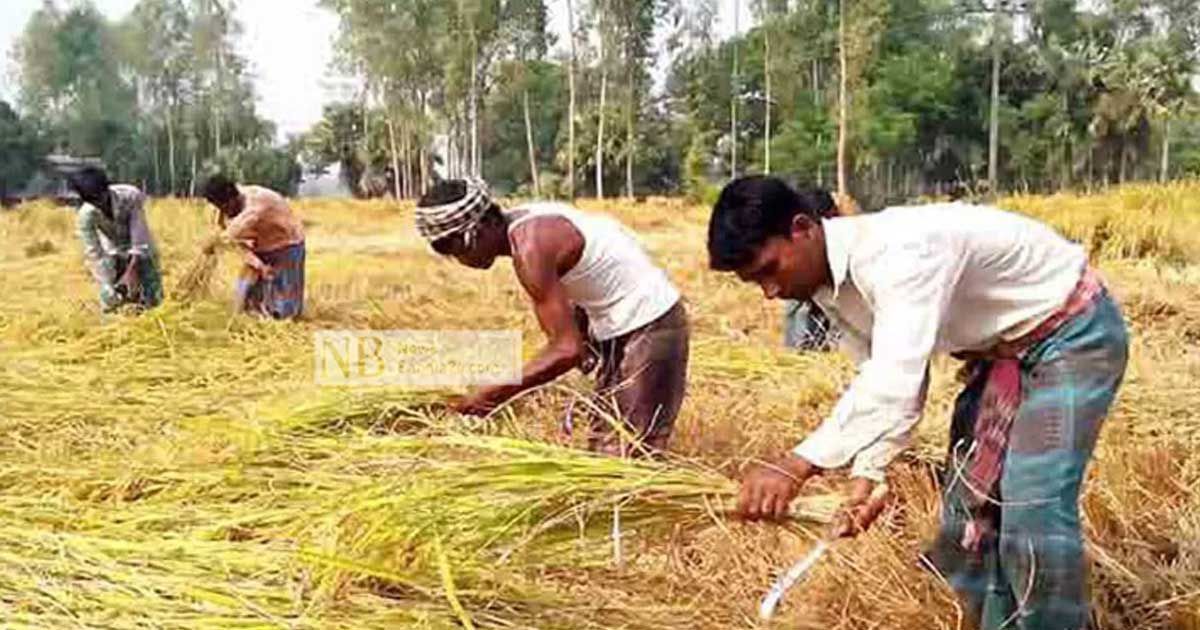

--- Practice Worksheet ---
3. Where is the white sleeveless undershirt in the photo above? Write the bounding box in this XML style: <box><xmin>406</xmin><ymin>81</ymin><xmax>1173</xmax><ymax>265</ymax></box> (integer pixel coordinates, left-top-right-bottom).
<box><xmin>506</xmin><ymin>202</ymin><xmax>680</xmax><ymax>341</ymax></box>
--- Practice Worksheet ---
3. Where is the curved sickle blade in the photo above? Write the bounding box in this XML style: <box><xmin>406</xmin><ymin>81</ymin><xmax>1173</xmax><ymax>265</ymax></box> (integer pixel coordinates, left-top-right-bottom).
<box><xmin>758</xmin><ymin>539</ymin><xmax>831</xmax><ymax>622</ymax></box>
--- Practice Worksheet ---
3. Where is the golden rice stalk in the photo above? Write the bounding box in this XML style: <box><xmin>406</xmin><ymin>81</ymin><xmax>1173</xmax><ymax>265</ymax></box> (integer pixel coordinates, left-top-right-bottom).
<box><xmin>301</xmin><ymin>434</ymin><xmax>841</xmax><ymax>593</ymax></box>
<box><xmin>172</xmin><ymin>250</ymin><xmax>220</xmax><ymax>302</ymax></box>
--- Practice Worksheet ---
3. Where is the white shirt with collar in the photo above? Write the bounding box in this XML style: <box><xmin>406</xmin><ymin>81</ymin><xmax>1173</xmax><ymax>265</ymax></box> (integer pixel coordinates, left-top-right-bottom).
<box><xmin>797</xmin><ymin>202</ymin><xmax>1088</xmax><ymax>481</ymax></box>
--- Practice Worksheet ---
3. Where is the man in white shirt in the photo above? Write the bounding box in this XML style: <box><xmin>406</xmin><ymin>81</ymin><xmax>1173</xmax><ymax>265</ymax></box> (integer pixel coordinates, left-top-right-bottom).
<box><xmin>415</xmin><ymin>178</ymin><xmax>689</xmax><ymax>458</ymax></box>
<box><xmin>707</xmin><ymin>176</ymin><xmax>1128</xmax><ymax>630</ymax></box>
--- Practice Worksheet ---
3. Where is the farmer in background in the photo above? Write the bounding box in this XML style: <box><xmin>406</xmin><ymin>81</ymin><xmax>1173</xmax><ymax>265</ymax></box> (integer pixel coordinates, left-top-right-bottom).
<box><xmin>201</xmin><ymin>175</ymin><xmax>306</xmax><ymax>320</ymax></box>
<box><xmin>782</xmin><ymin>188</ymin><xmax>842</xmax><ymax>352</ymax></box>
<box><xmin>415</xmin><ymin>178</ymin><xmax>689</xmax><ymax>458</ymax></box>
<box><xmin>69</xmin><ymin>166</ymin><xmax>163</xmax><ymax>312</ymax></box>
<box><xmin>708</xmin><ymin>176</ymin><xmax>1128</xmax><ymax>630</ymax></box>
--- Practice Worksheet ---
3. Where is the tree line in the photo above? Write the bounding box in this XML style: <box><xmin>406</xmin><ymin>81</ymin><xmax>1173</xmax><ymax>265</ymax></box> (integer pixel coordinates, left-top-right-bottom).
<box><xmin>2</xmin><ymin>0</ymin><xmax>299</xmax><ymax>199</ymax></box>
<box><xmin>4</xmin><ymin>0</ymin><xmax>1198</xmax><ymax>205</ymax></box>
<box><xmin>305</xmin><ymin>0</ymin><xmax>1200</xmax><ymax>205</ymax></box>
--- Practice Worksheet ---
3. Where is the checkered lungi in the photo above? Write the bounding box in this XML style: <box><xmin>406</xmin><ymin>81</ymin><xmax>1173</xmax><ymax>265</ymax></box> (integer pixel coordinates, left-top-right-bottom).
<box><xmin>236</xmin><ymin>241</ymin><xmax>306</xmax><ymax>320</ymax></box>
<box><xmin>922</xmin><ymin>289</ymin><xmax>1128</xmax><ymax>630</ymax></box>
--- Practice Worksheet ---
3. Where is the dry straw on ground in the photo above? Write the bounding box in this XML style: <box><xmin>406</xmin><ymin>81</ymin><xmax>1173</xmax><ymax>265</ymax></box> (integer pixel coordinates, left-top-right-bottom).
<box><xmin>0</xmin><ymin>184</ymin><xmax>1196</xmax><ymax>628</ymax></box>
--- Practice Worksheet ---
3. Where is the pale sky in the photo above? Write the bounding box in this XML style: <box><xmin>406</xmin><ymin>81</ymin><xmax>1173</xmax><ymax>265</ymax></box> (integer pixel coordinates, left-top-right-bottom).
<box><xmin>0</xmin><ymin>0</ymin><xmax>747</xmax><ymax>142</ymax></box>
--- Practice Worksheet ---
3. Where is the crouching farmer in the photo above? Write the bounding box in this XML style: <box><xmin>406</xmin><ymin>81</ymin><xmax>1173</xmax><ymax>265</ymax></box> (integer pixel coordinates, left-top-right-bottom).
<box><xmin>415</xmin><ymin>178</ymin><xmax>690</xmax><ymax>458</ymax></box>
<box><xmin>69</xmin><ymin>167</ymin><xmax>163</xmax><ymax>312</ymax></box>
<box><xmin>201</xmin><ymin>175</ymin><xmax>306</xmax><ymax>320</ymax></box>
<box><xmin>709</xmin><ymin>176</ymin><xmax>1128</xmax><ymax>630</ymax></box>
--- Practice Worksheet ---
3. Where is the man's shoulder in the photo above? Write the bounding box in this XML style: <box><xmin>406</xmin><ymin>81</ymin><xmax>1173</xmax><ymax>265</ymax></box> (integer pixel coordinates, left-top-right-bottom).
<box><xmin>509</xmin><ymin>201</ymin><xmax>578</xmax><ymax>216</ymax></box>
<box><xmin>508</xmin><ymin>202</ymin><xmax>579</xmax><ymax>231</ymax></box>
<box><xmin>240</xmin><ymin>185</ymin><xmax>286</xmax><ymax>204</ymax></box>
<box><xmin>109</xmin><ymin>182</ymin><xmax>142</xmax><ymax>195</ymax></box>
<box><xmin>109</xmin><ymin>184</ymin><xmax>145</xmax><ymax>209</ymax></box>
<box><xmin>841</xmin><ymin>207</ymin><xmax>955</xmax><ymax>273</ymax></box>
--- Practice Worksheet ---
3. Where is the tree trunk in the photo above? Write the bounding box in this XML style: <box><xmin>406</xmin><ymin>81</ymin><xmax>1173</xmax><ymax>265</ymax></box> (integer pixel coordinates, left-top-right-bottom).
<box><xmin>764</xmin><ymin>26</ymin><xmax>771</xmax><ymax>174</ymax></box>
<box><xmin>166</xmin><ymin>107</ymin><xmax>177</xmax><ymax>196</ymax></box>
<box><xmin>1160</xmin><ymin>118</ymin><xmax>1170</xmax><ymax>183</ymax></box>
<box><xmin>406</xmin><ymin>124</ymin><xmax>416</xmax><ymax>200</ymax></box>
<box><xmin>813</xmin><ymin>59</ymin><xmax>821</xmax><ymax>187</ymax></box>
<box><xmin>420</xmin><ymin>144</ymin><xmax>429</xmax><ymax>195</ymax></box>
<box><xmin>816</xmin><ymin>136</ymin><xmax>823</xmax><ymax>187</ymax></box>
<box><xmin>625</xmin><ymin>54</ymin><xmax>634</xmax><ymax>199</ymax></box>
<box><xmin>419</xmin><ymin>92</ymin><xmax>430</xmax><ymax>194</ymax></box>
<box><xmin>1089</xmin><ymin>147</ymin><xmax>1099</xmax><ymax>192</ymax></box>
<box><xmin>1061</xmin><ymin>139</ymin><xmax>1071</xmax><ymax>192</ymax></box>
<box><xmin>1118</xmin><ymin>140</ymin><xmax>1127</xmax><ymax>184</ymax></box>
<box><xmin>470</xmin><ymin>39</ymin><xmax>479</xmax><ymax>177</ymax></box>
<box><xmin>987</xmin><ymin>0</ymin><xmax>1002</xmax><ymax>198</ymax></box>
<box><xmin>566</xmin><ymin>0</ymin><xmax>577</xmax><ymax>200</ymax></box>
<box><xmin>446</xmin><ymin>114</ymin><xmax>453</xmax><ymax>177</ymax></box>
<box><xmin>886</xmin><ymin>159</ymin><xmax>893</xmax><ymax>199</ymax></box>
<box><xmin>214</xmin><ymin>46</ymin><xmax>223</xmax><ymax>157</ymax></box>
<box><xmin>523</xmin><ymin>89</ymin><xmax>540</xmax><ymax>196</ymax></box>
<box><xmin>597</xmin><ymin>66</ymin><xmax>607</xmax><ymax>199</ymax></box>
<box><xmin>152</xmin><ymin>128</ymin><xmax>161</xmax><ymax>195</ymax></box>
<box><xmin>189</xmin><ymin>149</ymin><xmax>197</xmax><ymax>198</ymax></box>
<box><xmin>836</xmin><ymin>0</ymin><xmax>848</xmax><ymax>195</ymax></box>
<box><xmin>812</xmin><ymin>58</ymin><xmax>819</xmax><ymax>107</ymax></box>
<box><xmin>730</xmin><ymin>0</ymin><xmax>740</xmax><ymax>179</ymax></box>
<box><xmin>387</xmin><ymin>114</ymin><xmax>402</xmax><ymax>199</ymax></box>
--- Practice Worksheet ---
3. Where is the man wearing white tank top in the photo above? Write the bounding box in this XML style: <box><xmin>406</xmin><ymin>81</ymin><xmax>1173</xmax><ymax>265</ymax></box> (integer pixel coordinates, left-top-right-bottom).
<box><xmin>414</xmin><ymin>178</ymin><xmax>689</xmax><ymax>457</ymax></box>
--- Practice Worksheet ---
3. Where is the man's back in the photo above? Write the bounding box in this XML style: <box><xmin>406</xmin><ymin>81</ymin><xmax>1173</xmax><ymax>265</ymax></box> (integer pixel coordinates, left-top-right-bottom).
<box><xmin>819</xmin><ymin>202</ymin><xmax>1087</xmax><ymax>353</ymax></box>
<box><xmin>507</xmin><ymin>202</ymin><xmax>679</xmax><ymax>341</ymax></box>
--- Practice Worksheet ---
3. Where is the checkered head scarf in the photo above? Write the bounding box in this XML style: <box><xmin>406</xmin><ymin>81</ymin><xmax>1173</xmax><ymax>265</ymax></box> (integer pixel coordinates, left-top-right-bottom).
<box><xmin>415</xmin><ymin>177</ymin><xmax>494</xmax><ymax>245</ymax></box>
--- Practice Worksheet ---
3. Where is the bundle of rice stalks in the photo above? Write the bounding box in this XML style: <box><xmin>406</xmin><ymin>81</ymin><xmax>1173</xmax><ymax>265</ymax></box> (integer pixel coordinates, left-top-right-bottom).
<box><xmin>1</xmin><ymin>428</ymin><xmax>842</xmax><ymax>629</ymax></box>
<box><xmin>301</xmin><ymin>434</ymin><xmax>841</xmax><ymax>593</ymax></box>
<box><xmin>260</xmin><ymin>388</ymin><xmax>451</xmax><ymax>437</ymax></box>
<box><xmin>172</xmin><ymin>250</ymin><xmax>220</xmax><ymax>302</ymax></box>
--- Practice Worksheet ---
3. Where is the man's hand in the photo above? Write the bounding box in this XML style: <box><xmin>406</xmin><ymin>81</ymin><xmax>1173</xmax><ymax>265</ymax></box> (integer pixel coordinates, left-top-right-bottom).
<box><xmin>830</xmin><ymin>478</ymin><xmax>891</xmax><ymax>538</ymax></box>
<box><xmin>451</xmin><ymin>392</ymin><xmax>497</xmax><ymax>417</ymax></box>
<box><xmin>117</xmin><ymin>258</ymin><xmax>141</xmax><ymax>297</ymax></box>
<box><xmin>249</xmin><ymin>259</ymin><xmax>275</xmax><ymax>281</ymax></box>
<box><xmin>737</xmin><ymin>454</ymin><xmax>818</xmax><ymax>522</ymax></box>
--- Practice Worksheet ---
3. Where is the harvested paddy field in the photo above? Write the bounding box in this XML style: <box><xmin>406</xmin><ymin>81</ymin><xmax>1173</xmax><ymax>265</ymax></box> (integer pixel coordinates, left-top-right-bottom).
<box><xmin>0</xmin><ymin>185</ymin><xmax>1196</xmax><ymax>629</ymax></box>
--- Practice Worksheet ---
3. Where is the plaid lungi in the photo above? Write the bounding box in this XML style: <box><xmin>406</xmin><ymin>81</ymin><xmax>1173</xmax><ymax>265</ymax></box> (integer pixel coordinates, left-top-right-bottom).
<box><xmin>923</xmin><ymin>289</ymin><xmax>1128</xmax><ymax>630</ymax></box>
<box><xmin>236</xmin><ymin>241</ymin><xmax>306</xmax><ymax>320</ymax></box>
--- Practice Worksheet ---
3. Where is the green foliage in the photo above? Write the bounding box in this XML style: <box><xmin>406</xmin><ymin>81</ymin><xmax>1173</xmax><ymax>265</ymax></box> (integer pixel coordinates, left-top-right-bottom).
<box><xmin>205</xmin><ymin>145</ymin><xmax>303</xmax><ymax>197</ymax></box>
<box><xmin>668</xmin><ymin>0</ymin><xmax>1200</xmax><ymax>198</ymax></box>
<box><xmin>11</xmin><ymin>0</ymin><xmax>281</xmax><ymax>197</ymax></box>
<box><xmin>9</xmin><ymin>0</ymin><xmax>1200</xmax><ymax>201</ymax></box>
<box><xmin>483</xmin><ymin>61</ymin><xmax>567</xmax><ymax>194</ymax></box>
<box><xmin>0</xmin><ymin>101</ymin><xmax>46</xmax><ymax>198</ymax></box>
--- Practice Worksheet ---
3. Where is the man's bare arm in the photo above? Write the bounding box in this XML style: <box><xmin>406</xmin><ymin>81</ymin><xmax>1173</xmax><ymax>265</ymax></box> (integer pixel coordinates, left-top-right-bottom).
<box><xmin>455</xmin><ymin>218</ymin><xmax>585</xmax><ymax>414</ymax></box>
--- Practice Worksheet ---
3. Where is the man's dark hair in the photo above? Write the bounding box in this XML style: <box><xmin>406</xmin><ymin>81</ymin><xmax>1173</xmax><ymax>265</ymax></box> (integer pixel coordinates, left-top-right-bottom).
<box><xmin>202</xmin><ymin>174</ymin><xmax>239</xmax><ymax>206</ymax></box>
<box><xmin>67</xmin><ymin>166</ymin><xmax>110</xmax><ymax>204</ymax></box>
<box><xmin>707</xmin><ymin>176</ymin><xmax>835</xmax><ymax>271</ymax></box>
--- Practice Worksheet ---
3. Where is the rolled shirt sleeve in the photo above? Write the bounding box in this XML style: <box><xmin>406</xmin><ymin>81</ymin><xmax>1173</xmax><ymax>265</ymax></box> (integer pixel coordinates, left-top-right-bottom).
<box><xmin>794</xmin><ymin>233</ymin><xmax>962</xmax><ymax>481</ymax></box>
